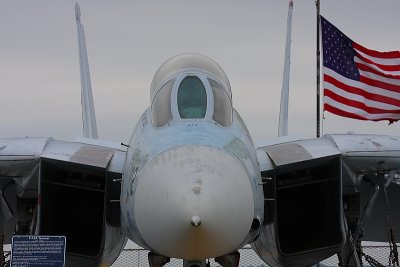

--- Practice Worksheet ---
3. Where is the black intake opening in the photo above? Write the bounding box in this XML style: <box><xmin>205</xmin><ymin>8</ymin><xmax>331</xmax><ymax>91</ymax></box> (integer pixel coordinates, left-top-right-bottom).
<box><xmin>40</xmin><ymin>160</ymin><xmax>105</xmax><ymax>257</ymax></box>
<box><xmin>276</xmin><ymin>157</ymin><xmax>343</xmax><ymax>254</ymax></box>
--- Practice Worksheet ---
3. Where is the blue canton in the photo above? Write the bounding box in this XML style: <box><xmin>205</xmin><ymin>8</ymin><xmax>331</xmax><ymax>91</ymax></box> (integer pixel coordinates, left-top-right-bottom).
<box><xmin>321</xmin><ymin>16</ymin><xmax>360</xmax><ymax>81</ymax></box>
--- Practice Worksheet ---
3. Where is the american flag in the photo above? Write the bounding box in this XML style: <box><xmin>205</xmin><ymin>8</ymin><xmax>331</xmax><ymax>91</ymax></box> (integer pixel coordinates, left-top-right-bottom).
<box><xmin>321</xmin><ymin>16</ymin><xmax>400</xmax><ymax>124</ymax></box>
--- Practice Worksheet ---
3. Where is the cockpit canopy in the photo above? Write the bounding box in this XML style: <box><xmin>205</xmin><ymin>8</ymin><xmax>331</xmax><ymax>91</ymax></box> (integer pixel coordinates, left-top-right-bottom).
<box><xmin>177</xmin><ymin>76</ymin><xmax>207</xmax><ymax>119</ymax></box>
<box><xmin>150</xmin><ymin>54</ymin><xmax>233</xmax><ymax>127</ymax></box>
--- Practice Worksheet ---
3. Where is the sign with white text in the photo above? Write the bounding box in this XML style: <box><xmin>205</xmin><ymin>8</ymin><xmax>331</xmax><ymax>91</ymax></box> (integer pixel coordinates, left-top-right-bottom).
<box><xmin>11</xmin><ymin>236</ymin><xmax>66</xmax><ymax>267</ymax></box>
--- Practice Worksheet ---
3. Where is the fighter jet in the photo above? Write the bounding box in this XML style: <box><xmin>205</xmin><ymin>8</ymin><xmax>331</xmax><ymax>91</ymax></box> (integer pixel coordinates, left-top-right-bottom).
<box><xmin>1</xmin><ymin>3</ymin><xmax>399</xmax><ymax>267</ymax></box>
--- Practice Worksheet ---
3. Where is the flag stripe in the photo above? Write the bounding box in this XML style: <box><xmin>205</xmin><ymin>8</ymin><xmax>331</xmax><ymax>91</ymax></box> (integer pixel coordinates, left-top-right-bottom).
<box><xmin>324</xmin><ymin>90</ymin><xmax>400</xmax><ymax>114</ymax></box>
<box><xmin>355</xmin><ymin>49</ymin><xmax>400</xmax><ymax>66</ymax></box>
<box><xmin>353</xmin><ymin>42</ymin><xmax>400</xmax><ymax>59</ymax></box>
<box><xmin>324</xmin><ymin>68</ymin><xmax>400</xmax><ymax>100</ymax></box>
<box><xmin>356</xmin><ymin>62</ymin><xmax>400</xmax><ymax>80</ymax></box>
<box><xmin>359</xmin><ymin>75</ymin><xmax>400</xmax><ymax>93</ymax></box>
<box><xmin>325</xmin><ymin>103</ymin><xmax>368</xmax><ymax>120</ymax></box>
<box><xmin>324</xmin><ymin>75</ymin><xmax>400</xmax><ymax>108</ymax></box>
<box><xmin>355</xmin><ymin>52</ymin><xmax>400</xmax><ymax>72</ymax></box>
<box><xmin>324</xmin><ymin>103</ymin><xmax>400</xmax><ymax>122</ymax></box>
<box><xmin>324</xmin><ymin>97</ymin><xmax>400</xmax><ymax>120</ymax></box>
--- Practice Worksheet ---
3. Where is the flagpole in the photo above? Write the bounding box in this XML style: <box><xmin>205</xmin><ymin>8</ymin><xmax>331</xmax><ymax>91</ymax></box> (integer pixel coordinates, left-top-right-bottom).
<box><xmin>316</xmin><ymin>0</ymin><xmax>321</xmax><ymax>138</ymax></box>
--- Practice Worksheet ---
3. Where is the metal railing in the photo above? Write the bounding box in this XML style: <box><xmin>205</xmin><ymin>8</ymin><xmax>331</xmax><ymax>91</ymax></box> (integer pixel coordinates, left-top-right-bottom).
<box><xmin>1</xmin><ymin>244</ymin><xmax>395</xmax><ymax>266</ymax></box>
<box><xmin>112</xmin><ymin>246</ymin><xmax>395</xmax><ymax>267</ymax></box>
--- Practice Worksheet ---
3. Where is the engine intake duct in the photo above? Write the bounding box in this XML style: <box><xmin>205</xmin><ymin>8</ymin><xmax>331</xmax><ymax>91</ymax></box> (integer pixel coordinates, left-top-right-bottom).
<box><xmin>38</xmin><ymin>158</ymin><xmax>124</xmax><ymax>267</ymax></box>
<box><xmin>39</xmin><ymin>159</ymin><xmax>105</xmax><ymax>258</ymax></box>
<box><xmin>253</xmin><ymin>145</ymin><xmax>345</xmax><ymax>267</ymax></box>
<box><xmin>276</xmin><ymin>156</ymin><xmax>343</xmax><ymax>255</ymax></box>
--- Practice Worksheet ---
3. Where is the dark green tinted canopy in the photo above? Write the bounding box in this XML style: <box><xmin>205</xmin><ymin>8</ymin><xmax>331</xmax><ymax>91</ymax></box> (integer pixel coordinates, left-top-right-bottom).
<box><xmin>177</xmin><ymin>76</ymin><xmax>207</xmax><ymax>119</ymax></box>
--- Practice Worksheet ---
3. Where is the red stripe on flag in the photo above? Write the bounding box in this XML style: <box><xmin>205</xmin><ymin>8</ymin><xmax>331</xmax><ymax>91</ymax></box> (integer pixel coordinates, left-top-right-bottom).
<box><xmin>324</xmin><ymin>74</ymin><xmax>400</xmax><ymax>107</ymax></box>
<box><xmin>356</xmin><ymin>52</ymin><xmax>400</xmax><ymax>71</ymax></box>
<box><xmin>359</xmin><ymin>75</ymin><xmax>400</xmax><ymax>93</ymax></box>
<box><xmin>353</xmin><ymin>42</ymin><xmax>400</xmax><ymax>59</ymax></box>
<box><xmin>324</xmin><ymin>89</ymin><xmax>400</xmax><ymax>115</ymax></box>
<box><xmin>324</xmin><ymin>103</ymin><xmax>399</xmax><ymax>123</ymax></box>
<box><xmin>324</xmin><ymin>103</ymin><xmax>368</xmax><ymax>120</ymax></box>
<box><xmin>356</xmin><ymin>62</ymin><xmax>400</xmax><ymax>79</ymax></box>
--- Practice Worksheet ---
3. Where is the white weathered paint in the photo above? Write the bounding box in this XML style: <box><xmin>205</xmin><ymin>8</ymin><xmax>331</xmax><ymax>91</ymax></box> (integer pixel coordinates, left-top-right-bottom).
<box><xmin>134</xmin><ymin>145</ymin><xmax>254</xmax><ymax>260</ymax></box>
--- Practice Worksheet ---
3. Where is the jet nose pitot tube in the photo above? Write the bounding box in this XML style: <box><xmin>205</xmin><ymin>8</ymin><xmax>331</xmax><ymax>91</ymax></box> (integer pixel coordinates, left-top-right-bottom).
<box><xmin>133</xmin><ymin>145</ymin><xmax>255</xmax><ymax>260</ymax></box>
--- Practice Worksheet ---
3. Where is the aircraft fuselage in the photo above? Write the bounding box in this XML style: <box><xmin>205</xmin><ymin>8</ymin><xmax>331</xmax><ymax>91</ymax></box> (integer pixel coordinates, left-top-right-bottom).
<box><xmin>119</xmin><ymin>54</ymin><xmax>264</xmax><ymax>261</ymax></box>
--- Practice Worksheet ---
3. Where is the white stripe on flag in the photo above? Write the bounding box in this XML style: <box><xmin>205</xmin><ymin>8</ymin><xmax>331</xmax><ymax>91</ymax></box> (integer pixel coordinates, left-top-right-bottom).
<box><xmin>324</xmin><ymin>67</ymin><xmax>400</xmax><ymax>99</ymax></box>
<box><xmin>324</xmin><ymin>96</ymin><xmax>400</xmax><ymax>120</ymax></box>
<box><xmin>355</xmin><ymin>48</ymin><xmax>400</xmax><ymax>67</ymax></box>
<box><xmin>358</xmin><ymin>68</ymin><xmax>400</xmax><ymax>87</ymax></box>
<box><xmin>324</xmin><ymin>82</ymin><xmax>400</xmax><ymax>110</ymax></box>
<box><xmin>354</xmin><ymin>57</ymin><xmax>400</xmax><ymax>76</ymax></box>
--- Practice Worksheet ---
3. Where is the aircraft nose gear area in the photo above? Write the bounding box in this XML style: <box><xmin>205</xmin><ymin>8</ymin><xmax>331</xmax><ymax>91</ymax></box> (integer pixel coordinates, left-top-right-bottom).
<box><xmin>148</xmin><ymin>251</ymin><xmax>240</xmax><ymax>267</ymax></box>
<box><xmin>134</xmin><ymin>145</ymin><xmax>254</xmax><ymax>261</ymax></box>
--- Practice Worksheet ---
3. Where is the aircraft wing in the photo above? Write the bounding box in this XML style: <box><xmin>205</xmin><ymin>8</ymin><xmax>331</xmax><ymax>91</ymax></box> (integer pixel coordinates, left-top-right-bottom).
<box><xmin>254</xmin><ymin>134</ymin><xmax>400</xmax><ymax>266</ymax></box>
<box><xmin>0</xmin><ymin>137</ymin><xmax>127</xmax><ymax>266</ymax></box>
<box><xmin>0</xmin><ymin>137</ymin><xmax>125</xmax><ymax>197</ymax></box>
<box><xmin>257</xmin><ymin>134</ymin><xmax>400</xmax><ymax>173</ymax></box>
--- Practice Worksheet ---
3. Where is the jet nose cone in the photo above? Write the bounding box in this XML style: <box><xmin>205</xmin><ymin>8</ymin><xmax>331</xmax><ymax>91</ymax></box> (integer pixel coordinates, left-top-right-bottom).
<box><xmin>134</xmin><ymin>145</ymin><xmax>254</xmax><ymax>260</ymax></box>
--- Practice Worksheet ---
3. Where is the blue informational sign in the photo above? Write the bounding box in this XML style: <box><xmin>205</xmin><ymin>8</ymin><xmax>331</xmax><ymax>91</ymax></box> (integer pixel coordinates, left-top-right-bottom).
<box><xmin>11</xmin><ymin>236</ymin><xmax>66</xmax><ymax>267</ymax></box>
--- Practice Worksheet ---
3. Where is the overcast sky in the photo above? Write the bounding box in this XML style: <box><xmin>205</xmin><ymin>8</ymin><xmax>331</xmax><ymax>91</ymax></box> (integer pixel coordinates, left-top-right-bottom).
<box><xmin>1</xmin><ymin>1</ymin><xmax>400</xmax><ymax>143</ymax></box>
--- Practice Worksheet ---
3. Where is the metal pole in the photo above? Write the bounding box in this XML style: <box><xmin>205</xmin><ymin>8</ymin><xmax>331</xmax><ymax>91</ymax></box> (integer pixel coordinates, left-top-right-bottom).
<box><xmin>0</xmin><ymin>191</ymin><xmax>4</xmax><ymax>267</ymax></box>
<box><xmin>316</xmin><ymin>0</ymin><xmax>321</xmax><ymax>138</ymax></box>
